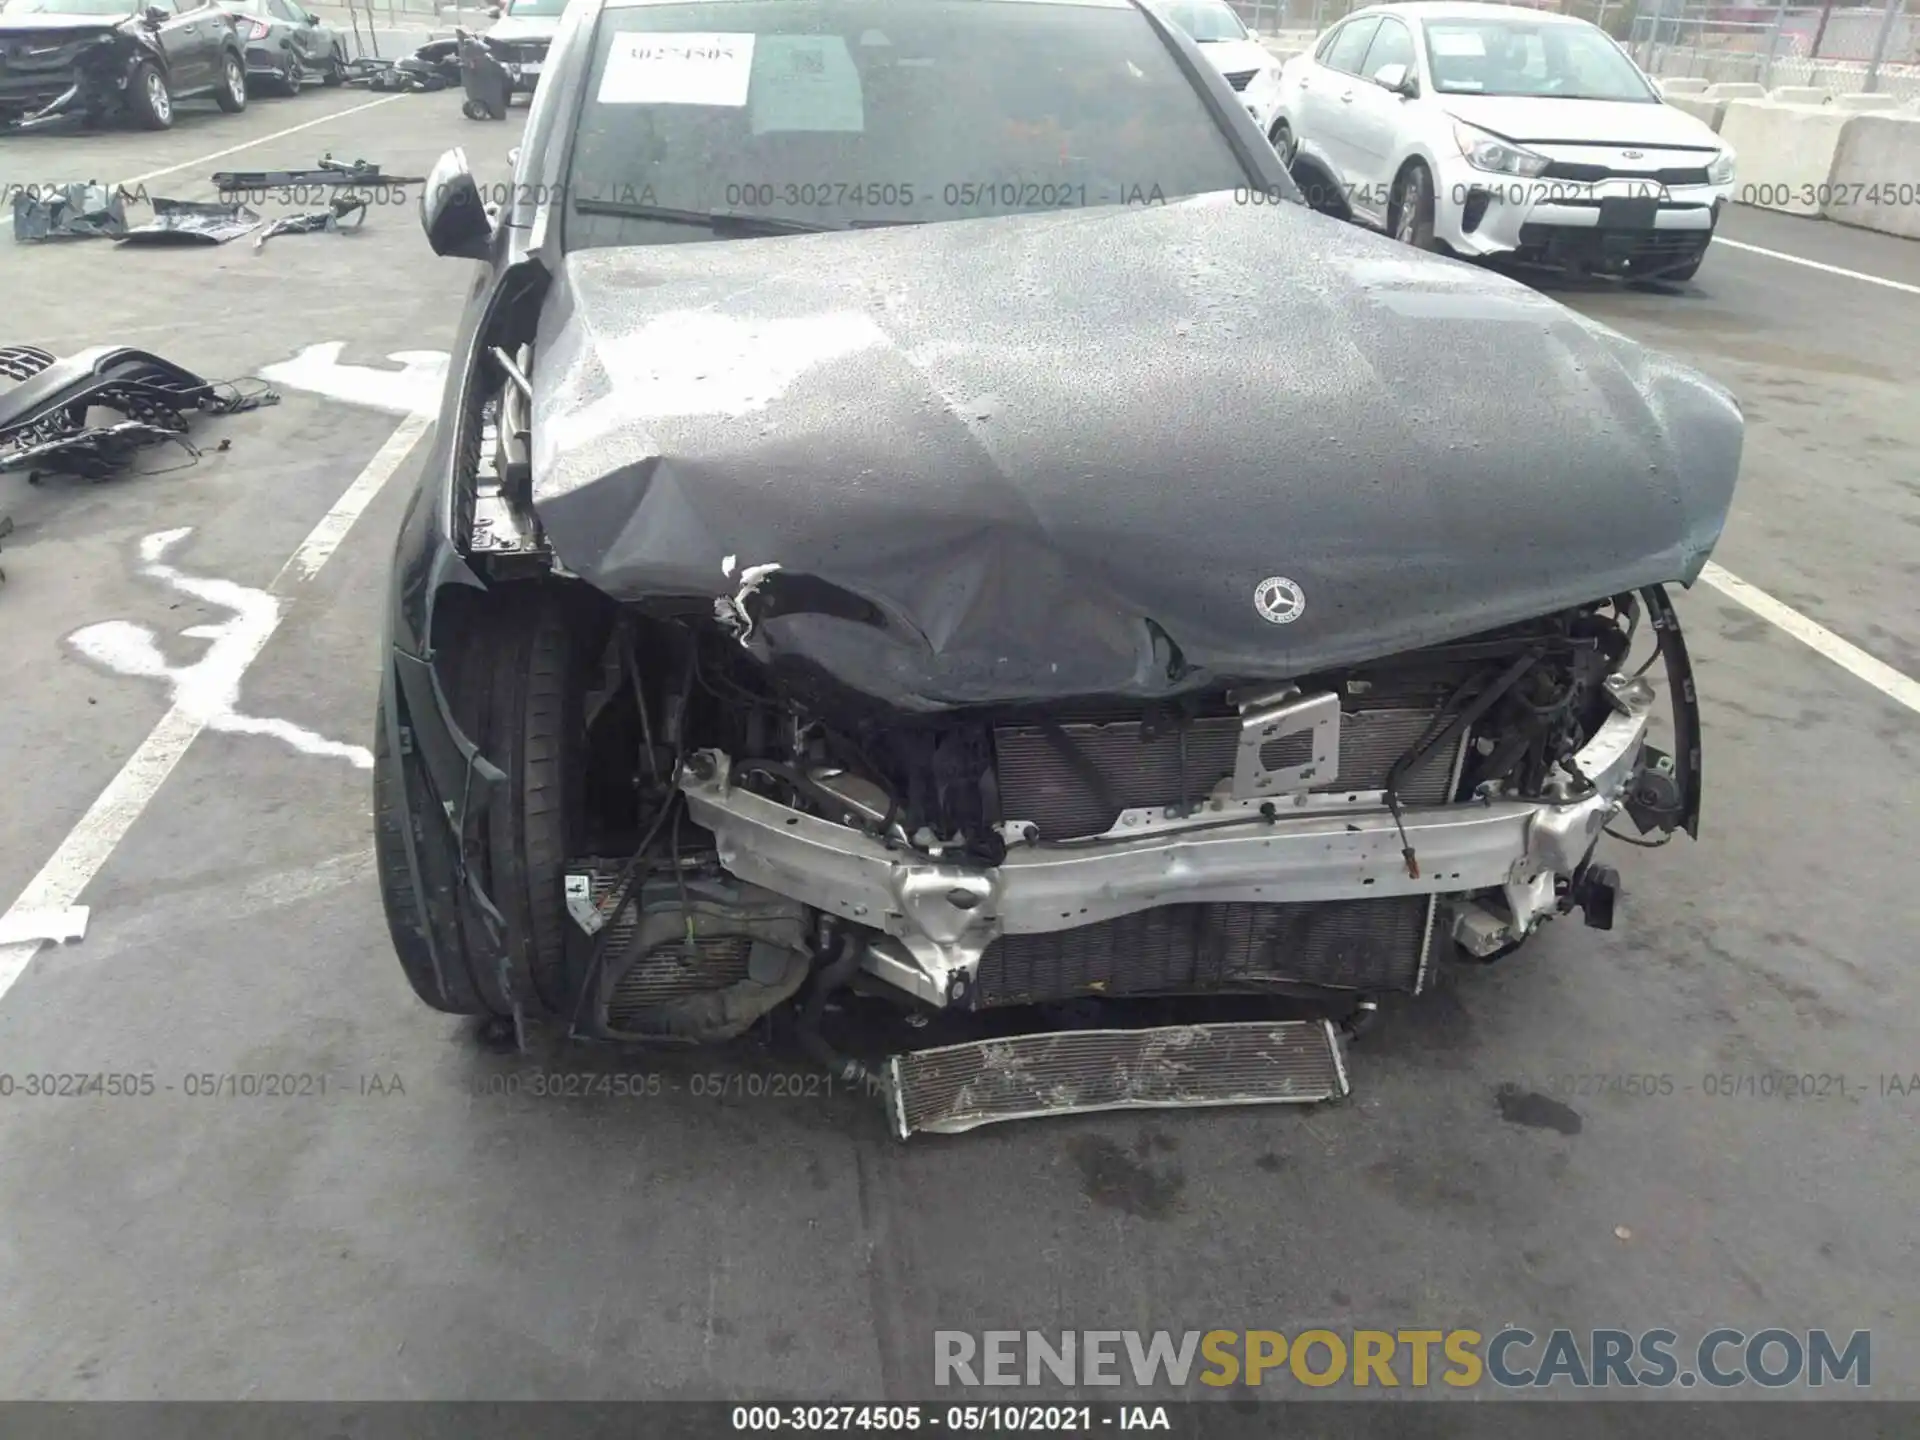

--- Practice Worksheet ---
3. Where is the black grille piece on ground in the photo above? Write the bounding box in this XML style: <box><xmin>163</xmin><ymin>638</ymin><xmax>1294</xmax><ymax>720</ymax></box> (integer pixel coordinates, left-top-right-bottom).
<box><xmin>993</xmin><ymin>705</ymin><xmax>1461</xmax><ymax>841</ymax></box>
<box><xmin>974</xmin><ymin>895</ymin><xmax>1436</xmax><ymax>1007</ymax></box>
<box><xmin>887</xmin><ymin>1020</ymin><xmax>1349</xmax><ymax>1136</ymax></box>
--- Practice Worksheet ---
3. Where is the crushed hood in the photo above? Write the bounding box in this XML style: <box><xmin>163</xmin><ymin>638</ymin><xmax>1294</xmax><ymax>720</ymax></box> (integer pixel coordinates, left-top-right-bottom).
<box><xmin>530</xmin><ymin>193</ymin><xmax>1742</xmax><ymax>711</ymax></box>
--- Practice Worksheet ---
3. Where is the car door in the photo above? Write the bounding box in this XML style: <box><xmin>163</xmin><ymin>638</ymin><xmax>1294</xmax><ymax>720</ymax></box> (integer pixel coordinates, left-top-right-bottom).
<box><xmin>144</xmin><ymin>0</ymin><xmax>207</xmax><ymax>91</ymax></box>
<box><xmin>169</xmin><ymin>0</ymin><xmax>224</xmax><ymax>90</ymax></box>
<box><xmin>1311</xmin><ymin>15</ymin><xmax>1382</xmax><ymax>185</ymax></box>
<box><xmin>1341</xmin><ymin>15</ymin><xmax>1416</xmax><ymax>220</ymax></box>
<box><xmin>266</xmin><ymin>0</ymin><xmax>310</xmax><ymax>67</ymax></box>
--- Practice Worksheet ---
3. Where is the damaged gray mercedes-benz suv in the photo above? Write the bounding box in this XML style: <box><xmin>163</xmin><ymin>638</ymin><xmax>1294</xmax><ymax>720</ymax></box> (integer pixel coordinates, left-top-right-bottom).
<box><xmin>376</xmin><ymin>0</ymin><xmax>1741</xmax><ymax>1137</ymax></box>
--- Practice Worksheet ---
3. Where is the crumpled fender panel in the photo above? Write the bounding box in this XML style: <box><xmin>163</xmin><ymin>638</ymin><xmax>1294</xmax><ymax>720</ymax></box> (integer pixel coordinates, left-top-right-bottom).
<box><xmin>527</xmin><ymin>195</ymin><xmax>1744</xmax><ymax>710</ymax></box>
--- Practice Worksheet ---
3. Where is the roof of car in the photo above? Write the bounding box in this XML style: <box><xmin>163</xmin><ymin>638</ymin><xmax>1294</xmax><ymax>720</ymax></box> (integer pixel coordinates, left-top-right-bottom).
<box><xmin>1344</xmin><ymin>2</ymin><xmax>1591</xmax><ymax>22</ymax></box>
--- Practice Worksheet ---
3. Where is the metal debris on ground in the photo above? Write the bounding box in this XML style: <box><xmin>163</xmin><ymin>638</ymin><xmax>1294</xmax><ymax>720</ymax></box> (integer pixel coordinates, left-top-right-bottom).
<box><xmin>210</xmin><ymin>154</ymin><xmax>427</xmax><ymax>191</ymax></box>
<box><xmin>10</xmin><ymin>184</ymin><xmax>132</xmax><ymax>243</ymax></box>
<box><xmin>343</xmin><ymin>40</ymin><xmax>461</xmax><ymax>91</ymax></box>
<box><xmin>115</xmin><ymin>198</ymin><xmax>264</xmax><ymax>247</ymax></box>
<box><xmin>0</xmin><ymin>513</ymin><xmax>11</xmax><ymax>585</ymax></box>
<box><xmin>255</xmin><ymin>195</ymin><xmax>371</xmax><ymax>248</ymax></box>
<box><xmin>0</xmin><ymin>345</ymin><xmax>279</xmax><ymax>482</ymax></box>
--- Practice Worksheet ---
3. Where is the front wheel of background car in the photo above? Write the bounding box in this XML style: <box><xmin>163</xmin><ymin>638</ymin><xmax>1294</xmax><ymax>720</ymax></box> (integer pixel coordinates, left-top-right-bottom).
<box><xmin>215</xmin><ymin>52</ymin><xmax>248</xmax><ymax>112</ymax></box>
<box><xmin>1391</xmin><ymin>162</ymin><xmax>1439</xmax><ymax>251</ymax></box>
<box><xmin>126</xmin><ymin>61</ymin><xmax>174</xmax><ymax>129</ymax></box>
<box><xmin>1270</xmin><ymin>118</ymin><xmax>1296</xmax><ymax>165</ymax></box>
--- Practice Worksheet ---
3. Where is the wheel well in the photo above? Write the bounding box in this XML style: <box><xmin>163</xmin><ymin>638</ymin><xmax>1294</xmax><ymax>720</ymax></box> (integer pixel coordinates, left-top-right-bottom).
<box><xmin>1286</xmin><ymin>152</ymin><xmax>1351</xmax><ymax>222</ymax></box>
<box><xmin>1388</xmin><ymin>157</ymin><xmax>1431</xmax><ymax>221</ymax></box>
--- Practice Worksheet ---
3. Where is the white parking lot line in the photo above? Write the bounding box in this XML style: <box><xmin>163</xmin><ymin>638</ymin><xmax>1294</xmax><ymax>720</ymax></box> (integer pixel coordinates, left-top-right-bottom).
<box><xmin>0</xmin><ymin>412</ymin><xmax>430</xmax><ymax>1006</ymax></box>
<box><xmin>1712</xmin><ymin>237</ymin><xmax>1920</xmax><ymax>298</ymax></box>
<box><xmin>1701</xmin><ymin>562</ymin><xmax>1920</xmax><ymax>715</ymax></box>
<box><xmin>0</xmin><ymin>94</ymin><xmax>404</xmax><ymax>229</ymax></box>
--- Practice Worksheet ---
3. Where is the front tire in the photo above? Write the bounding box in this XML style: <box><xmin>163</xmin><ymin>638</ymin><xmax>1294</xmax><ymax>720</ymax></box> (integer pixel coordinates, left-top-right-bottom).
<box><xmin>215</xmin><ymin>51</ymin><xmax>248</xmax><ymax>112</ymax></box>
<box><xmin>1270</xmin><ymin>118</ymin><xmax>1296</xmax><ymax>165</ymax></box>
<box><xmin>323</xmin><ymin>44</ymin><xmax>345</xmax><ymax>85</ymax></box>
<box><xmin>126</xmin><ymin>61</ymin><xmax>174</xmax><ymax>130</ymax></box>
<box><xmin>374</xmin><ymin>597</ymin><xmax>582</xmax><ymax>1020</ymax></box>
<box><xmin>1390</xmin><ymin>161</ymin><xmax>1439</xmax><ymax>251</ymax></box>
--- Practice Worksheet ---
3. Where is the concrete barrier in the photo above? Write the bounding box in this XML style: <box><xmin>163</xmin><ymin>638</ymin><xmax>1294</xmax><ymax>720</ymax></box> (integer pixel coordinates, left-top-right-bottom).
<box><xmin>1657</xmin><ymin>77</ymin><xmax>1710</xmax><ymax>97</ymax></box>
<box><xmin>1768</xmin><ymin>86</ymin><xmax>1830</xmax><ymax>105</ymax></box>
<box><xmin>1822</xmin><ymin>112</ymin><xmax>1920</xmax><ymax>239</ymax></box>
<box><xmin>1833</xmin><ymin>93</ymin><xmax>1901</xmax><ymax>112</ymax></box>
<box><xmin>1667</xmin><ymin>81</ymin><xmax>1767</xmax><ymax>133</ymax></box>
<box><xmin>1719</xmin><ymin>99</ymin><xmax>1850</xmax><ymax>215</ymax></box>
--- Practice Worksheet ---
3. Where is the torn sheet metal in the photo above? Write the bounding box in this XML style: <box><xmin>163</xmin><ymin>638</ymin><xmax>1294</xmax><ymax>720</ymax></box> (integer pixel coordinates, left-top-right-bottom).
<box><xmin>11</xmin><ymin>184</ymin><xmax>130</xmax><ymax>243</ymax></box>
<box><xmin>255</xmin><ymin>195</ymin><xmax>369</xmax><ymax>248</ymax></box>
<box><xmin>0</xmin><ymin>906</ymin><xmax>90</xmax><ymax>947</ymax></box>
<box><xmin>116</xmin><ymin>198</ymin><xmax>263</xmax><ymax>247</ymax></box>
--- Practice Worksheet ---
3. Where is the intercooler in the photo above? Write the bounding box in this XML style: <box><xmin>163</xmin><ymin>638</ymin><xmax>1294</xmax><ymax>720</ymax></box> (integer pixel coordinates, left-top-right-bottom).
<box><xmin>973</xmin><ymin>698</ymin><xmax>1464</xmax><ymax>1004</ymax></box>
<box><xmin>887</xmin><ymin>1020</ymin><xmax>1350</xmax><ymax>1137</ymax></box>
<box><xmin>992</xmin><ymin>701</ymin><xmax>1461</xmax><ymax>840</ymax></box>
<box><xmin>974</xmin><ymin>895</ymin><xmax>1439</xmax><ymax>1006</ymax></box>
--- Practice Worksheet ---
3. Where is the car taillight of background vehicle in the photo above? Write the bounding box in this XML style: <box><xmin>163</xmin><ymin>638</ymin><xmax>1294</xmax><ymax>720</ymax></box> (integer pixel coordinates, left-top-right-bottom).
<box><xmin>233</xmin><ymin>15</ymin><xmax>270</xmax><ymax>38</ymax></box>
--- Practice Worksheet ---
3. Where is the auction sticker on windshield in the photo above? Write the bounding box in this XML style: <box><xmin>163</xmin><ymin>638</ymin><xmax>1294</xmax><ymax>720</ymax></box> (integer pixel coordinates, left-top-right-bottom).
<box><xmin>597</xmin><ymin>32</ymin><xmax>756</xmax><ymax>105</ymax></box>
<box><xmin>750</xmin><ymin>34</ymin><xmax>864</xmax><ymax>134</ymax></box>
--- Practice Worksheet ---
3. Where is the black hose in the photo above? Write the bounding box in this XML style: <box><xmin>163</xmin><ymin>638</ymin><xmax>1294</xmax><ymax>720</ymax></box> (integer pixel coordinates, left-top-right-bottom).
<box><xmin>793</xmin><ymin>928</ymin><xmax>880</xmax><ymax>1088</ymax></box>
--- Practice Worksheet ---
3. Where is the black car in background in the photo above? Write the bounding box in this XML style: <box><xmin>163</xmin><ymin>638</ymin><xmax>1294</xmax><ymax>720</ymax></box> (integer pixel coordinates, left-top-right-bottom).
<box><xmin>217</xmin><ymin>0</ymin><xmax>343</xmax><ymax>93</ymax></box>
<box><xmin>0</xmin><ymin>0</ymin><xmax>247</xmax><ymax>129</ymax></box>
<box><xmin>378</xmin><ymin>0</ymin><xmax>1738</xmax><ymax>1138</ymax></box>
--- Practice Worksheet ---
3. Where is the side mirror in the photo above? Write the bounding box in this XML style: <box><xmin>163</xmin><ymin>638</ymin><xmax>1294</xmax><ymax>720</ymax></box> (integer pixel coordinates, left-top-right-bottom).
<box><xmin>1372</xmin><ymin>62</ymin><xmax>1416</xmax><ymax>97</ymax></box>
<box><xmin>421</xmin><ymin>147</ymin><xmax>493</xmax><ymax>259</ymax></box>
<box><xmin>142</xmin><ymin>6</ymin><xmax>168</xmax><ymax>24</ymax></box>
<box><xmin>303</xmin><ymin>11</ymin><xmax>318</xmax><ymax>22</ymax></box>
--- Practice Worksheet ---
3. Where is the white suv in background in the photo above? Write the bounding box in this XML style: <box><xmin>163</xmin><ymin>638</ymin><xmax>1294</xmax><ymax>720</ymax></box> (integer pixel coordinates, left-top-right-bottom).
<box><xmin>1273</xmin><ymin>1</ymin><xmax>1736</xmax><ymax>281</ymax></box>
<box><xmin>1162</xmin><ymin>0</ymin><xmax>1287</xmax><ymax>144</ymax></box>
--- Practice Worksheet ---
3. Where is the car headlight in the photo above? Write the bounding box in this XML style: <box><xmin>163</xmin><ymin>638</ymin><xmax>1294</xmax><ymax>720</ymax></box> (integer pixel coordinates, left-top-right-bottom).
<box><xmin>1453</xmin><ymin>121</ymin><xmax>1550</xmax><ymax>177</ymax></box>
<box><xmin>1252</xmin><ymin>64</ymin><xmax>1282</xmax><ymax>91</ymax></box>
<box><xmin>1707</xmin><ymin>150</ymin><xmax>1735</xmax><ymax>185</ymax></box>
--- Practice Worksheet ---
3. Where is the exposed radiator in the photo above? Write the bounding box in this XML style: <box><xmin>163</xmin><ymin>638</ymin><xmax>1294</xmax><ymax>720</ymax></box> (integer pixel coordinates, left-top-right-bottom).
<box><xmin>975</xmin><ymin>895</ymin><xmax>1437</xmax><ymax>1007</ymax></box>
<box><xmin>994</xmin><ymin>704</ymin><xmax>1462</xmax><ymax>841</ymax></box>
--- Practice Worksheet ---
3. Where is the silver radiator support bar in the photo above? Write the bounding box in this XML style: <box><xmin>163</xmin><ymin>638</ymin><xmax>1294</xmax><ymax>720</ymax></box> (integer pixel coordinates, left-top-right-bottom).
<box><xmin>677</xmin><ymin>674</ymin><xmax>1656</xmax><ymax>1010</ymax></box>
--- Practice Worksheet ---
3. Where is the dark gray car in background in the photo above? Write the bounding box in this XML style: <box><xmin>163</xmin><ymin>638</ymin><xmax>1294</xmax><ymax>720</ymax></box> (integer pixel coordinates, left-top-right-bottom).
<box><xmin>0</xmin><ymin>0</ymin><xmax>248</xmax><ymax>129</ymax></box>
<box><xmin>377</xmin><ymin>0</ymin><xmax>1742</xmax><ymax>1140</ymax></box>
<box><xmin>217</xmin><ymin>0</ymin><xmax>343</xmax><ymax>93</ymax></box>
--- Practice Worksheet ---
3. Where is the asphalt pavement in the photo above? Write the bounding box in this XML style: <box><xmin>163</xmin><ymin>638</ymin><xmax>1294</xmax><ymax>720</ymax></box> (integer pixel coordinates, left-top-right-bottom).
<box><xmin>0</xmin><ymin>89</ymin><xmax>1916</xmax><ymax>1407</ymax></box>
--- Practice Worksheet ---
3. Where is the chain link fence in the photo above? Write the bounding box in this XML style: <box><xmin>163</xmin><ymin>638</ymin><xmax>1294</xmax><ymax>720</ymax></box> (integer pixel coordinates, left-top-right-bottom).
<box><xmin>1621</xmin><ymin>2</ymin><xmax>1918</xmax><ymax>100</ymax></box>
<box><xmin>1225</xmin><ymin>0</ymin><xmax>1918</xmax><ymax>100</ymax></box>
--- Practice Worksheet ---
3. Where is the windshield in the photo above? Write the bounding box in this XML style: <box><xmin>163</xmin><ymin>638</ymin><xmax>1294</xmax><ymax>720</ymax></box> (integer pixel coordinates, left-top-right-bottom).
<box><xmin>1162</xmin><ymin>0</ymin><xmax>1247</xmax><ymax>43</ymax></box>
<box><xmin>1</xmin><ymin>0</ymin><xmax>134</xmax><ymax>14</ymax></box>
<box><xmin>506</xmin><ymin>0</ymin><xmax>567</xmax><ymax>15</ymax></box>
<box><xmin>563</xmin><ymin>0</ymin><xmax>1252</xmax><ymax>250</ymax></box>
<box><xmin>1422</xmin><ymin>18</ymin><xmax>1657</xmax><ymax>100</ymax></box>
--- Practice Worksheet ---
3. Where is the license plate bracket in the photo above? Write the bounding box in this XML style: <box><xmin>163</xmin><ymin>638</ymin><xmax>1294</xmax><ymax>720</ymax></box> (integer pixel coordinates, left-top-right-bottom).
<box><xmin>1597</xmin><ymin>195</ymin><xmax>1659</xmax><ymax>231</ymax></box>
